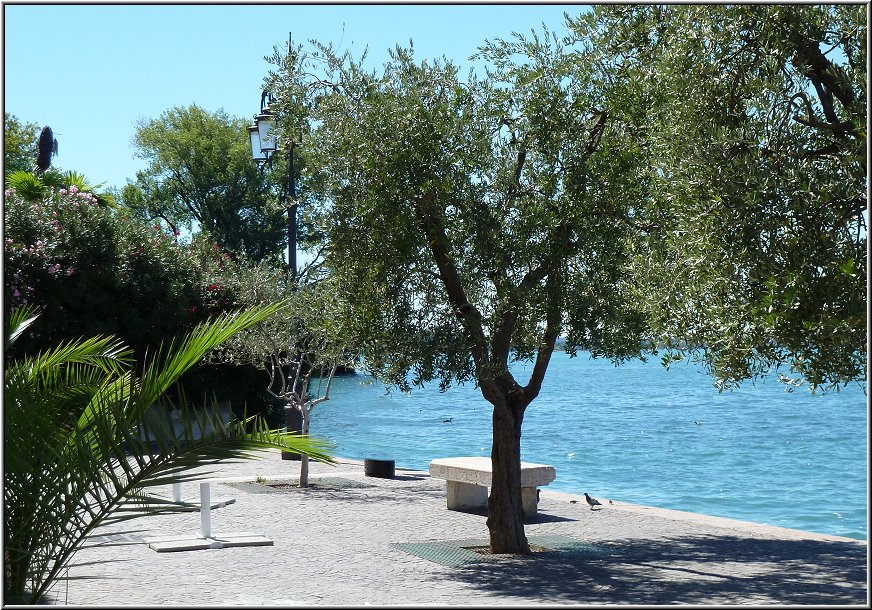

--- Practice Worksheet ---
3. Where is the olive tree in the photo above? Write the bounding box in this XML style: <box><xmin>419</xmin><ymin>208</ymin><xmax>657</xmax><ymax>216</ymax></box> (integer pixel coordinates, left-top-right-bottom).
<box><xmin>264</xmin><ymin>35</ymin><xmax>651</xmax><ymax>553</ymax></box>
<box><xmin>209</xmin><ymin>265</ymin><xmax>354</xmax><ymax>488</ymax></box>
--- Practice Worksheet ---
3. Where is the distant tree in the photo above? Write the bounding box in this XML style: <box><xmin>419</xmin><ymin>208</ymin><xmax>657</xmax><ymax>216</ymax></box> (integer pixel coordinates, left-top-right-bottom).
<box><xmin>3</xmin><ymin>113</ymin><xmax>39</xmax><ymax>174</ymax></box>
<box><xmin>123</xmin><ymin>104</ymin><xmax>287</xmax><ymax>262</ymax></box>
<box><xmin>209</xmin><ymin>264</ymin><xmax>354</xmax><ymax>488</ymax></box>
<box><xmin>569</xmin><ymin>4</ymin><xmax>866</xmax><ymax>391</ymax></box>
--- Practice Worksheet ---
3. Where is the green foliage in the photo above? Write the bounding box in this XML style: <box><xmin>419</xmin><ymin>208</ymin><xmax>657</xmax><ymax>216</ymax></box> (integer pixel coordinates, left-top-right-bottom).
<box><xmin>3</xmin><ymin>304</ymin><xmax>335</xmax><ymax>603</ymax></box>
<box><xmin>3</xmin><ymin>184</ymin><xmax>218</xmax><ymax>357</ymax></box>
<box><xmin>209</xmin><ymin>264</ymin><xmax>356</xmax><ymax>385</ymax></box>
<box><xmin>266</xmin><ymin>37</ymin><xmax>649</xmax><ymax>395</ymax></box>
<box><xmin>570</xmin><ymin>4</ymin><xmax>866</xmax><ymax>392</ymax></box>
<box><xmin>4</xmin><ymin>170</ymin><xmax>46</xmax><ymax>203</ymax></box>
<box><xmin>123</xmin><ymin>104</ymin><xmax>287</xmax><ymax>262</ymax></box>
<box><xmin>3</xmin><ymin>113</ymin><xmax>39</xmax><ymax>174</ymax></box>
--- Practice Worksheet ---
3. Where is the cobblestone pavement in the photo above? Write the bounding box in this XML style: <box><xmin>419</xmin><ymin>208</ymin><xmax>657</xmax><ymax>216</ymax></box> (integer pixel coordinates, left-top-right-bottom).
<box><xmin>50</xmin><ymin>454</ymin><xmax>866</xmax><ymax>606</ymax></box>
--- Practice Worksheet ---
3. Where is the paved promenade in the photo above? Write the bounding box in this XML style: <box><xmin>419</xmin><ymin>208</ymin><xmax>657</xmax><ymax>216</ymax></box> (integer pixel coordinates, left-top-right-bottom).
<box><xmin>53</xmin><ymin>453</ymin><xmax>866</xmax><ymax>605</ymax></box>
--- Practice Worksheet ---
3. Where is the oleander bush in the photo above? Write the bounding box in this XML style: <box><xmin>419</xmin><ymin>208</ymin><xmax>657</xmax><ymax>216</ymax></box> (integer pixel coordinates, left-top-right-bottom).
<box><xmin>3</xmin><ymin>184</ymin><xmax>220</xmax><ymax>357</ymax></box>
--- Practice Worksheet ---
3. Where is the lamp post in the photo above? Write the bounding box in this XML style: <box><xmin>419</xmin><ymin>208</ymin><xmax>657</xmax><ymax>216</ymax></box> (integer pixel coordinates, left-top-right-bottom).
<box><xmin>249</xmin><ymin>92</ymin><xmax>297</xmax><ymax>277</ymax></box>
<box><xmin>249</xmin><ymin>90</ymin><xmax>303</xmax><ymax>459</ymax></box>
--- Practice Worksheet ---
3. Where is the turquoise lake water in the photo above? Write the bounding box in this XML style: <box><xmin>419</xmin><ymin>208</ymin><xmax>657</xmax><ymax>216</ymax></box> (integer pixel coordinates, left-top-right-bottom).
<box><xmin>311</xmin><ymin>351</ymin><xmax>868</xmax><ymax>540</ymax></box>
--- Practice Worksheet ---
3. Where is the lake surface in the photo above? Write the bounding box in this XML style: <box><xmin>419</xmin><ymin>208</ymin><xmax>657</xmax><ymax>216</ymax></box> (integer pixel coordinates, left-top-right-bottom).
<box><xmin>311</xmin><ymin>351</ymin><xmax>868</xmax><ymax>540</ymax></box>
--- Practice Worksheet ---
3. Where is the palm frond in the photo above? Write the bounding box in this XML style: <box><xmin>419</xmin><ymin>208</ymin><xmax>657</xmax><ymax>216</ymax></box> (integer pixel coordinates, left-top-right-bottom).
<box><xmin>4</xmin><ymin>303</ymin><xmax>333</xmax><ymax>603</ymax></box>
<box><xmin>5</xmin><ymin>304</ymin><xmax>41</xmax><ymax>346</ymax></box>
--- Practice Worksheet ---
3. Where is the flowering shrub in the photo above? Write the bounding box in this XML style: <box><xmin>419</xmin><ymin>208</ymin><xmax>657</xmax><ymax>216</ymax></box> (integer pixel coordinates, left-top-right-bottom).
<box><xmin>3</xmin><ymin>185</ymin><xmax>233</xmax><ymax>357</ymax></box>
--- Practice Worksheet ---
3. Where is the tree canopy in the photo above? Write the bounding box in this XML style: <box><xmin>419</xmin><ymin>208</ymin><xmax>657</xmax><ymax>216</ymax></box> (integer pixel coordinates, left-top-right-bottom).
<box><xmin>122</xmin><ymin>104</ymin><xmax>287</xmax><ymax>262</ymax></box>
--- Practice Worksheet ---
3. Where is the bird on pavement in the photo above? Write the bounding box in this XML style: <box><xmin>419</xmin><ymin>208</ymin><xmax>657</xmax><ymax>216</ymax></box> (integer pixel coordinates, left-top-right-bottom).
<box><xmin>584</xmin><ymin>493</ymin><xmax>603</xmax><ymax>511</ymax></box>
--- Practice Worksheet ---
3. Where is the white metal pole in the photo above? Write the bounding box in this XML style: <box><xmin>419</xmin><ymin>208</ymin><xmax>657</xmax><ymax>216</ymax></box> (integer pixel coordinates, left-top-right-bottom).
<box><xmin>200</xmin><ymin>482</ymin><xmax>212</xmax><ymax>538</ymax></box>
<box><xmin>172</xmin><ymin>481</ymin><xmax>181</xmax><ymax>503</ymax></box>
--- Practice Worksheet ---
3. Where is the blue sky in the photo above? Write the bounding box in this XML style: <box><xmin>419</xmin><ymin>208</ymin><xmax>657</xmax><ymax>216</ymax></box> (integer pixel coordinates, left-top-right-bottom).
<box><xmin>4</xmin><ymin>3</ymin><xmax>587</xmax><ymax>191</ymax></box>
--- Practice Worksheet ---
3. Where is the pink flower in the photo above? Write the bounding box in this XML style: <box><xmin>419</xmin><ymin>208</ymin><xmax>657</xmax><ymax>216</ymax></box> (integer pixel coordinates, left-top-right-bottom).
<box><xmin>36</xmin><ymin>240</ymin><xmax>44</xmax><ymax>248</ymax></box>
<box><xmin>12</xmin><ymin>288</ymin><xmax>20</xmax><ymax>298</ymax></box>
<box><xmin>59</xmin><ymin>188</ymin><xmax>68</xmax><ymax>196</ymax></box>
<box><xmin>5</xmin><ymin>238</ymin><xmax>12</xmax><ymax>245</ymax></box>
<box><xmin>69</xmin><ymin>185</ymin><xmax>79</xmax><ymax>194</ymax></box>
<box><xmin>66</xmin><ymin>267</ymin><xmax>74</xmax><ymax>276</ymax></box>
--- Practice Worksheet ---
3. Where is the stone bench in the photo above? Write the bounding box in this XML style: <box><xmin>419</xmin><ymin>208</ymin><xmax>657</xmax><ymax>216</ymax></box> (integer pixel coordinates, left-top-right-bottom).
<box><xmin>428</xmin><ymin>456</ymin><xmax>556</xmax><ymax>517</ymax></box>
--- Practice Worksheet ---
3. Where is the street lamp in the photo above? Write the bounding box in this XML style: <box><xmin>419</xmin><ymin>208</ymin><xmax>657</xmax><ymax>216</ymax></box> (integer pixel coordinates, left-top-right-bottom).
<box><xmin>249</xmin><ymin>92</ymin><xmax>297</xmax><ymax>276</ymax></box>
<box><xmin>249</xmin><ymin>91</ymin><xmax>303</xmax><ymax>459</ymax></box>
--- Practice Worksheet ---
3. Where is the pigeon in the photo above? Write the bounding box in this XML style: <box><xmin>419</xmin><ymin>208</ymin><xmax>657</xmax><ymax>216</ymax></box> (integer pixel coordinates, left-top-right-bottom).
<box><xmin>584</xmin><ymin>493</ymin><xmax>602</xmax><ymax>511</ymax></box>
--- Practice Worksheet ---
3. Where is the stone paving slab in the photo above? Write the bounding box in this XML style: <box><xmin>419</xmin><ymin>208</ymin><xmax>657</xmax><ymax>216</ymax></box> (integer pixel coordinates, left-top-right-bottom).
<box><xmin>46</xmin><ymin>452</ymin><xmax>867</xmax><ymax>605</ymax></box>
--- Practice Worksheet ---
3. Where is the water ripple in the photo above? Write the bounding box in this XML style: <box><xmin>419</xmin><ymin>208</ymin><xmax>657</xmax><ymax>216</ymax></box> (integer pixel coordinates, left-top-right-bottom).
<box><xmin>313</xmin><ymin>352</ymin><xmax>867</xmax><ymax>540</ymax></box>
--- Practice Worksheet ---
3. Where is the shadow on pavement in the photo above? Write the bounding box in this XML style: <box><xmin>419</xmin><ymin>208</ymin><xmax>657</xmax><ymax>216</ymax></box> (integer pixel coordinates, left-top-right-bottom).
<box><xmin>443</xmin><ymin>533</ymin><xmax>867</xmax><ymax>604</ymax></box>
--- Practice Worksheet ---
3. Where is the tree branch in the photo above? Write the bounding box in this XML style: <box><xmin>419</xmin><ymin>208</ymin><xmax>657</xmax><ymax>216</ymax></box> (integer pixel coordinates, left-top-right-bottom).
<box><xmin>414</xmin><ymin>190</ymin><xmax>490</xmax><ymax>371</ymax></box>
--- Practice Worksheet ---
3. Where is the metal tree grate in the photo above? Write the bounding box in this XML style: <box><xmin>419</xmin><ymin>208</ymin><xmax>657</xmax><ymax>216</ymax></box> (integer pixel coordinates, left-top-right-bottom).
<box><xmin>389</xmin><ymin>535</ymin><xmax>610</xmax><ymax>567</ymax></box>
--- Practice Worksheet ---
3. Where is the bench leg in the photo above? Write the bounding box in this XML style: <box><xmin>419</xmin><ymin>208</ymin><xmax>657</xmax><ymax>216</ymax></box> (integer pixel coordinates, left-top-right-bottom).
<box><xmin>445</xmin><ymin>481</ymin><xmax>488</xmax><ymax>511</ymax></box>
<box><xmin>521</xmin><ymin>487</ymin><xmax>538</xmax><ymax>517</ymax></box>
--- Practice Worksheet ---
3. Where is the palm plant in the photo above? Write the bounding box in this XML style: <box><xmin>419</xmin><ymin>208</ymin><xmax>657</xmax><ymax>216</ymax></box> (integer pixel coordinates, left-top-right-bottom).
<box><xmin>3</xmin><ymin>303</ymin><xmax>335</xmax><ymax>604</ymax></box>
<box><xmin>5</xmin><ymin>169</ymin><xmax>116</xmax><ymax>206</ymax></box>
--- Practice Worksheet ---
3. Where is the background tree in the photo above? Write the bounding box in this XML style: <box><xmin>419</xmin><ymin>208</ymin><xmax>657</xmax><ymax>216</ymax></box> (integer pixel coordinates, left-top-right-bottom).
<box><xmin>123</xmin><ymin>104</ymin><xmax>287</xmax><ymax>262</ymax></box>
<box><xmin>3</xmin><ymin>113</ymin><xmax>39</xmax><ymax>174</ymax></box>
<box><xmin>209</xmin><ymin>264</ymin><xmax>355</xmax><ymax>488</ymax></box>
<box><xmin>569</xmin><ymin>4</ymin><xmax>866</xmax><ymax>392</ymax></box>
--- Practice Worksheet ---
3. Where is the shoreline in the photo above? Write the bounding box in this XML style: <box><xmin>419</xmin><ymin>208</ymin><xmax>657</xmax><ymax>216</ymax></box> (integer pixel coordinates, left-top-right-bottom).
<box><xmin>196</xmin><ymin>454</ymin><xmax>868</xmax><ymax>545</ymax></box>
<box><xmin>330</xmin><ymin>454</ymin><xmax>869</xmax><ymax>543</ymax></box>
<box><xmin>57</xmin><ymin>451</ymin><xmax>867</xmax><ymax>605</ymax></box>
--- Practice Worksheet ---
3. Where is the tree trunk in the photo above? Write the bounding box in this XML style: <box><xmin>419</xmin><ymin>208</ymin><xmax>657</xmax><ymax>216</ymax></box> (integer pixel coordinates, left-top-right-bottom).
<box><xmin>486</xmin><ymin>392</ymin><xmax>530</xmax><ymax>554</ymax></box>
<box><xmin>299</xmin><ymin>407</ymin><xmax>310</xmax><ymax>488</ymax></box>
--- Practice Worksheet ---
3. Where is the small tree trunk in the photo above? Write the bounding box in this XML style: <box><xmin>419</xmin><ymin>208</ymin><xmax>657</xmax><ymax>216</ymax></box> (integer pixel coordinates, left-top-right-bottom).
<box><xmin>486</xmin><ymin>393</ymin><xmax>530</xmax><ymax>554</ymax></box>
<box><xmin>299</xmin><ymin>407</ymin><xmax>310</xmax><ymax>488</ymax></box>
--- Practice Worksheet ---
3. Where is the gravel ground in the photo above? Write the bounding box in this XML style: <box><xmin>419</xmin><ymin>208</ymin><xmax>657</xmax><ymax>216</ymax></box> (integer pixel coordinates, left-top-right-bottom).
<box><xmin>48</xmin><ymin>453</ymin><xmax>867</xmax><ymax>606</ymax></box>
